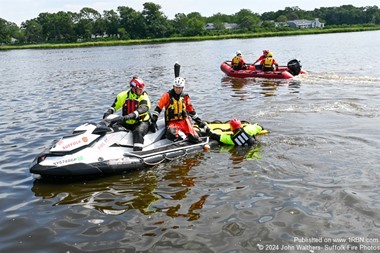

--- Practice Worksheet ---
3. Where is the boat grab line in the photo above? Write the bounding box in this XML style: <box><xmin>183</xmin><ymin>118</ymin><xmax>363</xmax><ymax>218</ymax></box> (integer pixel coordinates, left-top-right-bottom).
<box><xmin>142</xmin><ymin>149</ymin><xmax>188</xmax><ymax>166</ymax></box>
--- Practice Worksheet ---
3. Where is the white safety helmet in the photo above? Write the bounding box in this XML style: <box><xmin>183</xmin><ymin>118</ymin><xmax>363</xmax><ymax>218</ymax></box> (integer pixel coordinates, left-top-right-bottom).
<box><xmin>173</xmin><ymin>77</ymin><xmax>186</xmax><ymax>88</ymax></box>
<box><xmin>236</xmin><ymin>50</ymin><xmax>242</xmax><ymax>55</ymax></box>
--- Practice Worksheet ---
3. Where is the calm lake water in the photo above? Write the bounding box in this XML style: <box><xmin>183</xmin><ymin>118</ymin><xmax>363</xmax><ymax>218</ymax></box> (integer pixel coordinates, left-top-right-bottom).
<box><xmin>1</xmin><ymin>30</ymin><xmax>380</xmax><ymax>253</ymax></box>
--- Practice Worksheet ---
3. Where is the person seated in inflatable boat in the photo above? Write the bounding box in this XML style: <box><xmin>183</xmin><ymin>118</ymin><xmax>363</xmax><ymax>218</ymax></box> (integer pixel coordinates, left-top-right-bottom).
<box><xmin>260</xmin><ymin>52</ymin><xmax>279</xmax><ymax>72</ymax></box>
<box><xmin>252</xmin><ymin>49</ymin><xmax>269</xmax><ymax>69</ymax></box>
<box><xmin>231</xmin><ymin>51</ymin><xmax>247</xmax><ymax>70</ymax></box>
<box><xmin>206</xmin><ymin>118</ymin><xmax>263</xmax><ymax>146</ymax></box>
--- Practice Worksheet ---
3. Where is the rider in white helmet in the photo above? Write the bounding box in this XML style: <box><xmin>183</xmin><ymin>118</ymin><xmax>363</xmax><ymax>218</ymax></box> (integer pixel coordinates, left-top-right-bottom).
<box><xmin>174</xmin><ymin>76</ymin><xmax>185</xmax><ymax>87</ymax></box>
<box><xmin>151</xmin><ymin>76</ymin><xmax>206</xmax><ymax>143</ymax></box>
<box><xmin>231</xmin><ymin>50</ymin><xmax>247</xmax><ymax>70</ymax></box>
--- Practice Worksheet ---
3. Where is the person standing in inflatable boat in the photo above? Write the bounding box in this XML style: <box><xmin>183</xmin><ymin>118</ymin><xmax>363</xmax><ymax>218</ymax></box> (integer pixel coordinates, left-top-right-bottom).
<box><xmin>151</xmin><ymin>76</ymin><xmax>207</xmax><ymax>144</ymax></box>
<box><xmin>207</xmin><ymin>118</ymin><xmax>263</xmax><ymax>146</ymax></box>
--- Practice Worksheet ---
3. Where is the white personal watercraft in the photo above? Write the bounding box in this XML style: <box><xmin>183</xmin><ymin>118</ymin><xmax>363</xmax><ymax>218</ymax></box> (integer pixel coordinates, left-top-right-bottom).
<box><xmin>30</xmin><ymin>115</ymin><xmax>209</xmax><ymax>179</ymax></box>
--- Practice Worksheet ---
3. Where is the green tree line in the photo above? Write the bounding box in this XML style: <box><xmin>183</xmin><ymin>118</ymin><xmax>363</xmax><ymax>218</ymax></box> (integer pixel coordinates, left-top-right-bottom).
<box><xmin>1</xmin><ymin>3</ymin><xmax>379</xmax><ymax>45</ymax></box>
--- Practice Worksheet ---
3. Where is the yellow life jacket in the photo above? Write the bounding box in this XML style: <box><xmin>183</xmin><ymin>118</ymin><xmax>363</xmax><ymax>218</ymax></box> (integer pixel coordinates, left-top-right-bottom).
<box><xmin>264</xmin><ymin>57</ymin><xmax>274</xmax><ymax>68</ymax></box>
<box><xmin>232</xmin><ymin>56</ymin><xmax>241</xmax><ymax>66</ymax></box>
<box><xmin>165</xmin><ymin>93</ymin><xmax>188</xmax><ymax>122</ymax></box>
<box><xmin>232</xmin><ymin>55</ymin><xmax>243</xmax><ymax>68</ymax></box>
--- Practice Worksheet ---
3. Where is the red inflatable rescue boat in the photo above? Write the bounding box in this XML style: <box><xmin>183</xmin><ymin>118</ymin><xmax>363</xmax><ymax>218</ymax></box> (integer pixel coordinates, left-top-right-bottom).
<box><xmin>221</xmin><ymin>59</ymin><xmax>306</xmax><ymax>79</ymax></box>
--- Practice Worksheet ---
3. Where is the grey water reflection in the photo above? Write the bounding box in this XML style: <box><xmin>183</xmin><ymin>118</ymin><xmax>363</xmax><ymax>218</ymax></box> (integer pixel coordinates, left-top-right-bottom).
<box><xmin>221</xmin><ymin>76</ymin><xmax>301</xmax><ymax>99</ymax></box>
<box><xmin>31</xmin><ymin>154</ymin><xmax>207</xmax><ymax>220</ymax></box>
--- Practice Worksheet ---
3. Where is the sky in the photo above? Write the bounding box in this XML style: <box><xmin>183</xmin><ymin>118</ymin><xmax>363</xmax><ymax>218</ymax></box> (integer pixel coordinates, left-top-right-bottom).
<box><xmin>1</xmin><ymin>0</ymin><xmax>379</xmax><ymax>26</ymax></box>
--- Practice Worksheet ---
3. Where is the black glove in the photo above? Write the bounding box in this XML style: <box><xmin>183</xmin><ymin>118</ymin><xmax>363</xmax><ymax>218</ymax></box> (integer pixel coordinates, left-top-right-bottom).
<box><xmin>103</xmin><ymin>109</ymin><xmax>113</xmax><ymax>119</ymax></box>
<box><xmin>210</xmin><ymin>132</ymin><xmax>221</xmax><ymax>142</ymax></box>
<box><xmin>202</xmin><ymin>126</ymin><xmax>212</xmax><ymax>136</ymax></box>
<box><xmin>110</xmin><ymin>114</ymin><xmax>132</xmax><ymax>124</ymax></box>
<box><xmin>109</xmin><ymin>116</ymin><xmax>122</xmax><ymax>124</ymax></box>
<box><xmin>121</xmin><ymin>114</ymin><xmax>133</xmax><ymax>122</ymax></box>
<box><xmin>197</xmin><ymin>121</ymin><xmax>207</xmax><ymax>128</ymax></box>
<box><xmin>151</xmin><ymin>114</ymin><xmax>158</xmax><ymax>123</ymax></box>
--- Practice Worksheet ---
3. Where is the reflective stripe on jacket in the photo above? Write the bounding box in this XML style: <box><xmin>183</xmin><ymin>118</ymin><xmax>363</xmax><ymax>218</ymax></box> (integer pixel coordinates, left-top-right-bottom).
<box><xmin>219</xmin><ymin>124</ymin><xmax>263</xmax><ymax>146</ymax></box>
<box><xmin>231</xmin><ymin>128</ymin><xmax>255</xmax><ymax>146</ymax></box>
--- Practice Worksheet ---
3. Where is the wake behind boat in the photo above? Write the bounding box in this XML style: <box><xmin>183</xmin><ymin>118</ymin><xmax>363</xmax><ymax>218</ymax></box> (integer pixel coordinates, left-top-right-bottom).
<box><xmin>221</xmin><ymin>59</ymin><xmax>306</xmax><ymax>79</ymax></box>
<box><xmin>30</xmin><ymin>116</ymin><xmax>209</xmax><ymax>180</ymax></box>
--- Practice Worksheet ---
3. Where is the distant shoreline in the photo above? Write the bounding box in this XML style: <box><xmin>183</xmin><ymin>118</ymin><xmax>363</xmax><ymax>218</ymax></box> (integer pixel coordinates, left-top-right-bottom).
<box><xmin>1</xmin><ymin>26</ymin><xmax>379</xmax><ymax>51</ymax></box>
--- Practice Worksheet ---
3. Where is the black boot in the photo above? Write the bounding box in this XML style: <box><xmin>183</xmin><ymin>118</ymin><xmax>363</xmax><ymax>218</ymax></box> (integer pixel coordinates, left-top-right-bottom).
<box><xmin>133</xmin><ymin>146</ymin><xmax>143</xmax><ymax>151</ymax></box>
<box><xmin>188</xmin><ymin>134</ymin><xmax>202</xmax><ymax>144</ymax></box>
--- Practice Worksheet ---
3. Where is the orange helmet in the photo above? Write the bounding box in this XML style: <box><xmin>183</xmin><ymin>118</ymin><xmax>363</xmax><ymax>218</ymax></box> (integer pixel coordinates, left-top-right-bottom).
<box><xmin>230</xmin><ymin>118</ymin><xmax>242</xmax><ymax>131</ymax></box>
<box><xmin>130</xmin><ymin>77</ymin><xmax>144</xmax><ymax>89</ymax></box>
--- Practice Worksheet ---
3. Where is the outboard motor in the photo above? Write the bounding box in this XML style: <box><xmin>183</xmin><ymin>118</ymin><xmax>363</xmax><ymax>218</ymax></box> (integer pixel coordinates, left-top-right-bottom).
<box><xmin>287</xmin><ymin>59</ymin><xmax>302</xmax><ymax>76</ymax></box>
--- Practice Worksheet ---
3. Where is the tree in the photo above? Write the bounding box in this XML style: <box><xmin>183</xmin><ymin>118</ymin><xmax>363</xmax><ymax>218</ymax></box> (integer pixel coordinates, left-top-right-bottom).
<box><xmin>142</xmin><ymin>2</ymin><xmax>170</xmax><ymax>38</ymax></box>
<box><xmin>213</xmin><ymin>21</ymin><xmax>226</xmax><ymax>30</ymax></box>
<box><xmin>56</xmin><ymin>11</ymin><xmax>76</xmax><ymax>42</ymax></box>
<box><xmin>185</xmin><ymin>17</ymin><xmax>205</xmax><ymax>36</ymax></box>
<box><xmin>286</xmin><ymin>12</ymin><xmax>299</xmax><ymax>20</ymax></box>
<box><xmin>93</xmin><ymin>17</ymin><xmax>106</xmax><ymax>37</ymax></box>
<box><xmin>261</xmin><ymin>21</ymin><xmax>276</xmax><ymax>30</ymax></box>
<box><xmin>37</xmin><ymin>12</ymin><xmax>75</xmax><ymax>42</ymax></box>
<box><xmin>172</xmin><ymin>12</ymin><xmax>205</xmax><ymax>36</ymax></box>
<box><xmin>364</xmin><ymin>6</ymin><xmax>380</xmax><ymax>24</ymax></box>
<box><xmin>173</xmin><ymin>13</ymin><xmax>188</xmax><ymax>35</ymax></box>
<box><xmin>118</xmin><ymin>6</ymin><xmax>145</xmax><ymax>39</ymax></box>
<box><xmin>261</xmin><ymin>11</ymin><xmax>277</xmax><ymax>21</ymax></box>
<box><xmin>0</xmin><ymin>18</ymin><xmax>22</xmax><ymax>44</ymax></box>
<box><xmin>76</xmin><ymin>8</ymin><xmax>101</xmax><ymax>39</ymax></box>
<box><xmin>187</xmin><ymin>12</ymin><xmax>204</xmax><ymax>20</ymax></box>
<box><xmin>22</xmin><ymin>19</ymin><xmax>44</xmax><ymax>43</ymax></box>
<box><xmin>0</xmin><ymin>18</ymin><xmax>10</xmax><ymax>44</ymax></box>
<box><xmin>207</xmin><ymin>12</ymin><xmax>232</xmax><ymax>23</ymax></box>
<box><xmin>234</xmin><ymin>9</ymin><xmax>260</xmax><ymax>31</ymax></box>
<box><xmin>276</xmin><ymin>15</ymin><xmax>288</xmax><ymax>22</ymax></box>
<box><xmin>103</xmin><ymin>10</ymin><xmax>120</xmax><ymax>37</ymax></box>
<box><xmin>2</xmin><ymin>4</ymin><xmax>380</xmax><ymax>45</ymax></box>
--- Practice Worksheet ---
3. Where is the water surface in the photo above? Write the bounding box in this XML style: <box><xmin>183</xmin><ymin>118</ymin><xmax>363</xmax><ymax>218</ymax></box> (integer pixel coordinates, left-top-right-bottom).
<box><xmin>1</xmin><ymin>30</ymin><xmax>380</xmax><ymax>252</ymax></box>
